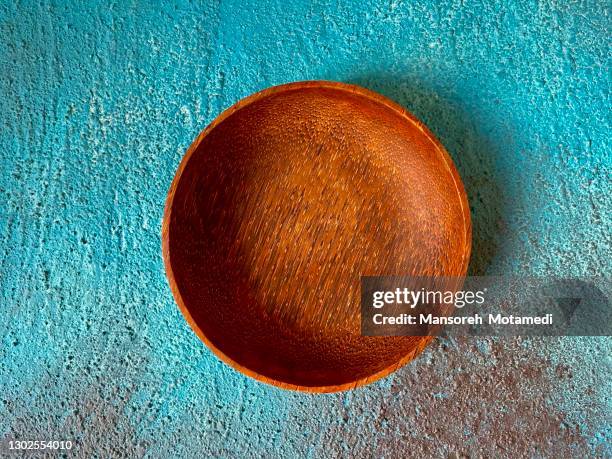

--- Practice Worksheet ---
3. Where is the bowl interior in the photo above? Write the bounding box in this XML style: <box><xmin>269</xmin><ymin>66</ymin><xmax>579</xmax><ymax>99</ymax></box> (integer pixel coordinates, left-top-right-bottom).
<box><xmin>164</xmin><ymin>83</ymin><xmax>470</xmax><ymax>390</ymax></box>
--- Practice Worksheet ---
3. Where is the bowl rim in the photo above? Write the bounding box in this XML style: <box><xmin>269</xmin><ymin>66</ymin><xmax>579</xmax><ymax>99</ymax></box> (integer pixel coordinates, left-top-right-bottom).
<box><xmin>161</xmin><ymin>80</ymin><xmax>472</xmax><ymax>393</ymax></box>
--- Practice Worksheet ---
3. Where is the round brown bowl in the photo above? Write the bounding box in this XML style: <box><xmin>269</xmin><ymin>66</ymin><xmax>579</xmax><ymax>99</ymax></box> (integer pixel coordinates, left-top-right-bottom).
<box><xmin>162</xmin><ymin>81</ymin><xmax>471</xmax><ymax>392</ymax></box>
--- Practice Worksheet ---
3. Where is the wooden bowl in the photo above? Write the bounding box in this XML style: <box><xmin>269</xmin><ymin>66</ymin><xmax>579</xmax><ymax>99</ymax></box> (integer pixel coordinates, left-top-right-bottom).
<box><xmin>162</xmin><ymin>81</ymin><xmax>471</xmax><ymax>392</ymax></box>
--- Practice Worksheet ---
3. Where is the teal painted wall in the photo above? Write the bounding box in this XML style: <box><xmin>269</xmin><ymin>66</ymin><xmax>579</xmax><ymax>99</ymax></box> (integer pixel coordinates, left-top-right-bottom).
<box><xmin>0</xmin><ymin>1</ymin><xmax>610</xmax><ymax>456</ymax></box>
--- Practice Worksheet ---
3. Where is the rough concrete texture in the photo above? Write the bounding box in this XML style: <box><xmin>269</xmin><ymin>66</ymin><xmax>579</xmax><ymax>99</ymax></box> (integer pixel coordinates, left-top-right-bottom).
<box><xmin>0</xmin><ymin>0</ymin><xmax>610</xmax><ymax>457</ymax></box>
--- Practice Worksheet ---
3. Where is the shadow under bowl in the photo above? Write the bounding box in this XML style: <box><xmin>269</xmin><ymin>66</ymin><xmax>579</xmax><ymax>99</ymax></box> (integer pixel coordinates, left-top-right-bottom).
<box><xmin>162</xmin><ymin>81</ymin><xmax>471</xmax><ymax>392</ymax></box>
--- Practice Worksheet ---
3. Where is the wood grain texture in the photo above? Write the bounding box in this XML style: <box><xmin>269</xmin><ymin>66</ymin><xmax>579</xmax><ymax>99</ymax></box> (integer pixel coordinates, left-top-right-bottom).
<box><xmin>162</xmin><ymin>81</ymin><xmax>471</xmax><ymax>392</ymax></box>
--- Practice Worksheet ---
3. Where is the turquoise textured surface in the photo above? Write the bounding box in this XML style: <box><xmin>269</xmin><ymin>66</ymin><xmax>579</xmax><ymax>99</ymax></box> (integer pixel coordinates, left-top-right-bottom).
<box><xmin>0</xmin><ymin>1</ymin><xmax>610</xmax><ymax>456</ymax></box>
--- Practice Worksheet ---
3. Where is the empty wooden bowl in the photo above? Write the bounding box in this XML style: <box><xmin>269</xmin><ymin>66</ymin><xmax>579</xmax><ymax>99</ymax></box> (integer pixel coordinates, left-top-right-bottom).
<box><xmin>162</xmin><ymin>81</ymin><xmax>471</xmax><ymax>392</ymax></box>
